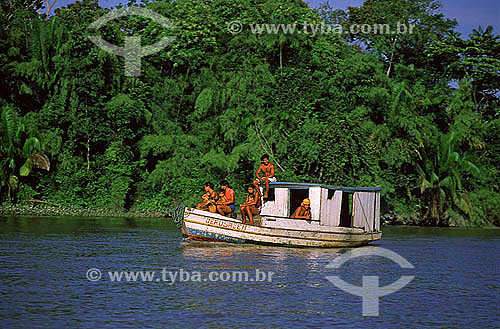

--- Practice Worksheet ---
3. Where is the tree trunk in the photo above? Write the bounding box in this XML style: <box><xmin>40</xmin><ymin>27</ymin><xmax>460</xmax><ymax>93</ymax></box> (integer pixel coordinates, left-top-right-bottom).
<box><xmin>39</xmin><ymin>0</ymin><xmax>57</xmax><ymax>16</ymax></box>
<box><xmin>85</xmin><ymin>106</ymin><xmax>90</xmax><ymax>170</ymax></box>
<box><xmin>279</xmin><ymin>39</ymin><xmax>283</xmax><ymax>70</ymax></box>
<box><xmin>428</xmin><ymin>188</ymin><xmax>441</xmax><ymax>226</ymax></box>
<box><xmin>386</xmin><ymin>37</ymin><xmax>397</xmax><ymax>77</ymax></box>
<box><xmin>86</xmin><ymin>136</ymin><xmax>90</xmax><ymax>170</ymax></box>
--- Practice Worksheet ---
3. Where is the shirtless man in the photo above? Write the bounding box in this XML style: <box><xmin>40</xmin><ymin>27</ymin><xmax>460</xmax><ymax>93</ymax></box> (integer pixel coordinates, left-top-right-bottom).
<box><xmin>253</xmin><ymin>154</ymin><xmax>276</xmax><ymax>199</ymax></box>
<box><xmin>217</xmin><ymin>180</ymin><xmax>235</xmax><ymax>217</ymax></box>
<box><xmin>291</xmin><ymin>198</ymin><xmax>311</xmax><ymax>220</ymax></box>
<box><xmin>240</xmin><ymin>185</ymin><xmax>260</xmax><ymax>225</ymax></box>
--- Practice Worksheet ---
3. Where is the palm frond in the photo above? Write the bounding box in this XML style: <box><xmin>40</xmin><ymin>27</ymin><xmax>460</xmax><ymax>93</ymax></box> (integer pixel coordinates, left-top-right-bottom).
<box><xmin>22</xmin><ymin>137</ymin><xmax>41</xmax><ymax>158</ymax></box>
<box><xmin>30</xmin><ymin>152</ymin><xmax>50</xmax><ymax>171</ymax></box>
<box><xmin>8</xmin><ymin>175</ymin><xmax>19</xmax><ymax>191</ymax></box>
<box><xmin>19</xmin><ymin>159</ymin><xmax>32</xmax><ymax>177</ymax></box>
<box><xmin>1</xmin><ymin>106</ymin><xmax>20</xmax><ymax>149</ymax></box>
<box><xmin>462</xmin><ymin>160</ymin><xmax>480</xmax><ymax>176</ymax></box>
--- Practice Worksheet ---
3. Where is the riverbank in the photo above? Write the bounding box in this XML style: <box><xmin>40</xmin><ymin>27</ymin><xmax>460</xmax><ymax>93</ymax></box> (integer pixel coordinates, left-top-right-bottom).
<box><xmin>0</xmin><ymin>202</ymin><xmax>170</xmax><ymax>219</ymax></box>
<box><xmin>2</xmin><ymin>202</ymin><xmax>496</xmax><ymax>228</ymax></box>
<box><xmin>0</xmin><ymin>204</ymin><xmax>407</xmax><ymax>228</ymax></box>
<box><xmin>2</xmin><ymin>202</ymin><xmax>397</xmax><ymax>223</ymax></box>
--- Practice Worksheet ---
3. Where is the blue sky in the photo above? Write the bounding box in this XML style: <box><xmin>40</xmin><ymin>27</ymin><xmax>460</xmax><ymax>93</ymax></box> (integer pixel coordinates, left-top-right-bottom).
<box><xmin>52</xmin><ymin>0</ymin><xmax>499</xmax><ymax>37</ymax></box>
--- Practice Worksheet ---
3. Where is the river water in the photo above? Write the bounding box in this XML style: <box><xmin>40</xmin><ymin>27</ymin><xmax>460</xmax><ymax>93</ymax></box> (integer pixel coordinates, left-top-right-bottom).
<box><xmin>0</xmin><ymin>216</ymin><xmax>499</xmax><ymax>328</ymax></box>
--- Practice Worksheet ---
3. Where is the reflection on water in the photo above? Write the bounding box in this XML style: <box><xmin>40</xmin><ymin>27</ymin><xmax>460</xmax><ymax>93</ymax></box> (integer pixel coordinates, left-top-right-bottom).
<box><xmin>0</xmin><ymin>216</ymin><xmax>499</xmax><ymax>328</ymax></box>
<box><xmin>182</xmin><ymin>240</ymin><xmax>345</xmax><ymax>260</ymax></box>
<box><xmin>181</xmin><ymin>241</ymin><xmax>346</xmax><ymax>273</ymax></box>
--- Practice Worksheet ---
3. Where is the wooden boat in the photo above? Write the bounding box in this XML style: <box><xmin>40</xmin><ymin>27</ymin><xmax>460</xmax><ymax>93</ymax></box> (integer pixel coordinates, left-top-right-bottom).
<box><xmin>175</xmin><ymin>182</ymin><xmax>382</xmax><ymax>248</ymax></box>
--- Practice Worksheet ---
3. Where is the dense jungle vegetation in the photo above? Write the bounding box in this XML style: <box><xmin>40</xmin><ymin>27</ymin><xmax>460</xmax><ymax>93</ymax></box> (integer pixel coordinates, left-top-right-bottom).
<box><xmin>0</xmin><ymin>0</ymin><xmax>499</xmax><ymax>226</ymax></box>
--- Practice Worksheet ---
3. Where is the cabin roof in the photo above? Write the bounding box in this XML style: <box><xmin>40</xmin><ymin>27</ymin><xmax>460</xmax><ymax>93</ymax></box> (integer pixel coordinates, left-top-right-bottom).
<box><xmin>269</xmin><ymin>182</ymin><xmax>382</xmax><ymax>192</ymax></box>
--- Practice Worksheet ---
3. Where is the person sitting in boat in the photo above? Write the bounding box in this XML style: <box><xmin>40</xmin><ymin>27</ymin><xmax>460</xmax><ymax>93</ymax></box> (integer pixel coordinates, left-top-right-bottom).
<box><xmin>253</xmin><ymin>154</ymin><xmax>276</xmax><ymax>199</ymax></box>
<box><xmin>291</xmin><ymin>198</ymin><xmax>311</xmax><ymax>220</ymax></box>
<box><xmin>240</xmin><ymin>185</ymin><xmax>261</xmax><ymax>225</ymax></box>
<box><xmin>217</xmin><ymin>180</ymin><xmax>235</xmax><ymax>217</ymax></box>
<box><xmin>216</xmin><ymin>190</ymin><xmax>228</xmax><ymax>208</ymax></box>
<box><xmin>196</xmin><ymin>182</ymin><xmax>218</xmax><ymax>213</ymax></box>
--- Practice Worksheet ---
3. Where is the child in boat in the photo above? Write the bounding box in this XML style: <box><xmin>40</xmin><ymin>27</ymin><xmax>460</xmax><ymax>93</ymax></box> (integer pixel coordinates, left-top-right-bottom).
<box><xmin>196</xmin><ymin>182</ymin><xmax>218</xmax><ymax>213</ymax></box>
<box><xmin>216</xmin><ymin>190</ymin><xmax>230</xmax><ymax>216</ymax></box>
<box><xmin>240</xmin><ymin>185</ymin><xmax>261</xmax><ymax>224</ymax></box>
<box><xmin>196</xmin><ymin>192</ymin><xmax>212</xmax><ymax>211</ymax></box>
<box><xmin>253</xmin><ymin>154</ymin><xmax>276</xmax><ymax>199</ymax></box>
<box><xmin>291</xmin><ymin>198</ymin><xmax>311</xmax><ymax>219</ymax></box>
<box><xmin>217</xmin><ymin>180</ymin><xmax>235</xmax><ymax>217</ymax></box>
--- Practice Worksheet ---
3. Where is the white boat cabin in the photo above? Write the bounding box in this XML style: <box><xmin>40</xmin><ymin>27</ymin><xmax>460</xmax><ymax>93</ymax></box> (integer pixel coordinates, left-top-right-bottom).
<box><xmin>260</xmin><ymin>182</ymin><xmax>381</xmax><ymax>233</ymax></box>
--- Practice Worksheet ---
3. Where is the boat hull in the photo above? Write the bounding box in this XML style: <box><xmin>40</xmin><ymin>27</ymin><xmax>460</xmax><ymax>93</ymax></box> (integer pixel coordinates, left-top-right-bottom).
<box><xmin>181</xmin><ymin>208</ymin><xmax>381</xmax><ymax>248</ymax></box>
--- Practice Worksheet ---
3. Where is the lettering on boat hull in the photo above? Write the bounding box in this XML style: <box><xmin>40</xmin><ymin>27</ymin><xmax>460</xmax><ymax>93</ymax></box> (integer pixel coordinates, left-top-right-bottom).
<box><xmin>205</xmin><ymin>218</ymin><xmax>248</xmax><ymax>231</ymax></box>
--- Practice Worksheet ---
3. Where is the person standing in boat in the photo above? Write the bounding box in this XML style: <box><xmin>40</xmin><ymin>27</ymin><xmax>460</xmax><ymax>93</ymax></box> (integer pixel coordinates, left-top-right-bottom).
<box><xmin>217</xmin><ymin>180</ymin><xmax>235</xmax><ymax>217</ymax></box>
<box><xmin>253</xmin><ymin>154</ymin><xmax>276</xmax><ymax>199</ymax></box>
<box><xmin>196</xmin><ymin>182</ymin><xmax>218</xmax><ymax>213</ymax></box>
<box><xmin>291</xmin><ymin>198</ymin><xmax>311</xmax><ymax>220</ymax></box>
<box><xmin>240</xmin><ymin>185</ymin><xmax>261</xmax><ymax>224</ymax></box>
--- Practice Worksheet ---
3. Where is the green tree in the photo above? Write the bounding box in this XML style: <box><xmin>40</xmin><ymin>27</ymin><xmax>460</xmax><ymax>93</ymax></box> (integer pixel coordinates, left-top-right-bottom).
<box><xmin>427</xmin><ymin>25</ymin><xmax>500</xmax><ymax>114</ymax></box>
<box><xmin>346</xmin><ymin>0</ymin><xmax>456</xmax><ymax>76</ymax></box>
<box><xmin>416</xmin><ymin>132</ymin><xmax>480</xmax><ymax>226</ymax></box>
<box><xmin>0</xmin><ymin>105</ymin><xmax>49</xmax><ymax>202</ymax></box>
